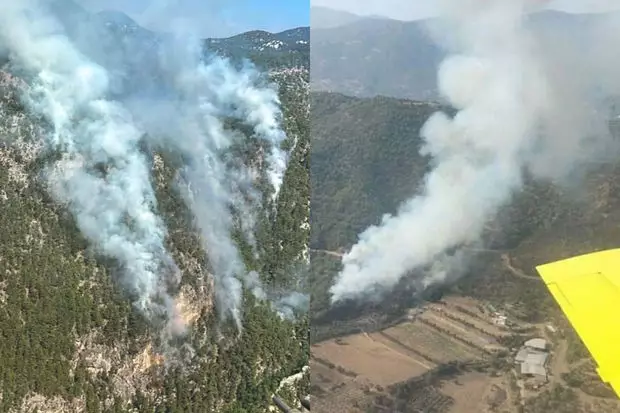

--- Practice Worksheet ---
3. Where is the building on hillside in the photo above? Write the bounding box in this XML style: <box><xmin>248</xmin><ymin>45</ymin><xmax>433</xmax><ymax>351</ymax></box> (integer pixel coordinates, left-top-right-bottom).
<box><xmin>524</xmin><ymin>338</ymin><xmax>547</xmax><ymax>351</ymax></box>
<box><xmin>515</xmin><ymin>340</ymin><xmax>549</xmax><ymax>381</ymax></box>
<box><xmin>491</xmin><ymin>312</ymin><xmax>507</xmax><ymax>326</ymax></box>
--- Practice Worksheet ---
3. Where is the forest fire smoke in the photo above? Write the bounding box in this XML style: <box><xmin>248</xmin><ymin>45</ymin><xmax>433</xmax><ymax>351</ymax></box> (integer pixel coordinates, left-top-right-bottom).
<box><xmin>0</xmin><ymin>0</ymin><xmax>292</xmax><ymax>334</ymax></box>
<box><xmin>330</xmin><ymin>0</ymin><xmax>620</xmax><ymax>303</ymax></box>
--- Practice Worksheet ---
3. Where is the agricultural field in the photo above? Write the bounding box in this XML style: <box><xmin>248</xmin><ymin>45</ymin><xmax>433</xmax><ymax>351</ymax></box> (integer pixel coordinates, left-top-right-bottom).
<box><xmin>311</xmin><ymin>294</ymin><xmax>620</xmax><ymax>412</ymax></box>
<box><xmin>312</xmin><ymin>332</ymin><xmax>431</xmax><ymax>385</ymax></box>
<box><xmin>440</xmin><ymin>373</ymin><xmax>512</xmax><ymax>413</ymax></box>
<box><xmin>311</xmin><ymin>295</ymin><xmax>512</xmax><ymax>412</ymax></box>
<box><xmin>382</xmin><ymin>321</ymin><xmax>483</xmax><ymax>364</ymax></box>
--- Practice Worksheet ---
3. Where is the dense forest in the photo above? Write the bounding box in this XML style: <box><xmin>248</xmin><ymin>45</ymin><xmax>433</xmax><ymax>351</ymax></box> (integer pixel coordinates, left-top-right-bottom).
<box><xmin>310</xmin><ymin>92</ymin><xmax>442</xmax><ymax>251</ymax></box>
<box><xmin>0</xmin><ymin>18</ymin><xmax>310</xmax><ymax>413</ymax></box>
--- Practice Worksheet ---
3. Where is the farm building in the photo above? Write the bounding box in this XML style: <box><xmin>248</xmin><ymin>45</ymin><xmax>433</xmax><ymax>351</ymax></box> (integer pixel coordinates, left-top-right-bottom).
<box><xmin>524</xmin><ymin>338</ymin><xmax>547</xmax><ymax>351</ymax></box>
<box><xmin>491</xmin><ymin>312</ymin><xmax>507</xmax><ymax>326</ymax></box>
<box><xmin>515</xmin><ymin>339</ymin><xmax>549</xmax><ymax>381</ymax></box>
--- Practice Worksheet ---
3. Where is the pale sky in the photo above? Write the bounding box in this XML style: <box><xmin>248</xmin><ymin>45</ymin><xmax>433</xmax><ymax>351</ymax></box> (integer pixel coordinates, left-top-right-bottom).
<box><xmin>311</xmin><ymin>0</ymin><xmax>620</xmax><ymax>20</ymax></box>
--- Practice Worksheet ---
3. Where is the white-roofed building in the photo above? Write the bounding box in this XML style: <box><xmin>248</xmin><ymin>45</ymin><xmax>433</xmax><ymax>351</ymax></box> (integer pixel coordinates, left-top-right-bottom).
<box><xmin>514</xmin><ymin>341</ymin><xmax>549</xmax><ymax>381</ymax></box>
<box><xmin>524</xmin><ymin>338</ymin><xmax>547</xmax><ymax>351</ymax></box>
<box><xmin>520</xmin><ymin>362</ymin><xmax>547</xmax><ymax>378</ymax></box>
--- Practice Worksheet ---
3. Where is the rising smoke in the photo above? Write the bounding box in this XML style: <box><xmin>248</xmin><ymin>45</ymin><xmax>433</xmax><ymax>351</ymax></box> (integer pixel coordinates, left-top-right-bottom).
<box><xmin>0</xmin><ymin>0</ymin><xmax>291</xmax><ymax>333</ymax></box>
<box><xmin>125</xmin><ymin>38</ymin><xmax>288</xmax><ymax>327</ymax></box>
<box><xmin>330</xmin><ymin>0</ymin><xmax>620</xmax><ymax>303</ymax></box>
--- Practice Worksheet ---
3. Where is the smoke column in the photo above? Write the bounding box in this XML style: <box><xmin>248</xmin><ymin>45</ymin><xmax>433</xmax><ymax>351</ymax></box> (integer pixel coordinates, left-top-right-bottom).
<box><xmin>330</xmin><ymin>0</ymin><xmax>618</xmax><ymax>303</ymax></box>
<box><xmin>0</xmin><ymin>0</ymin><xmax>292</xmax><ymax>330</ymax></box>
<box><xmin>127</xmin><ymin>35</ymin><xmax>288</xmax><ymax>326</ymax></box>
<box><xmin>0</xmin><ymin>1</ymin><xmax>179</xmax><ymax>321</ymax></box>
<box><xmin>126</xmin><ymin>33</ymin><xmax>289</xmax><ymax>329</ymax></box>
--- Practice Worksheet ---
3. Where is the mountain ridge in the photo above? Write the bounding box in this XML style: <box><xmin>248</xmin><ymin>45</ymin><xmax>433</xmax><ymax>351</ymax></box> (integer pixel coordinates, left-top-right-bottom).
<box><xmin>311</xmin><ymin>7</ymin><xmax>620</xmax><ymax>100</ymax></box>
<box><xmin>47</xmin><ymin>0</ymin><xmax>309</xmax><ymax>70</ymax></box>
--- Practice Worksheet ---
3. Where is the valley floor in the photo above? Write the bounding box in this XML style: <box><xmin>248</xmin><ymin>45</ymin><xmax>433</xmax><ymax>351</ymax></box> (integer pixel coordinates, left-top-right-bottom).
<box><xmin>311</xmin><ymin>294</ymin><xmax>620</xmax><ymax>413</ymax></box>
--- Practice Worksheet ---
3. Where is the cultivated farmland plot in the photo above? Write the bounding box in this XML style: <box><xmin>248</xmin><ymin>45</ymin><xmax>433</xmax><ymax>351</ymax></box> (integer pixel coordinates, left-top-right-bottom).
<box><xmin>384</xmin><ymin>321</ymin><xmax>483</xmax><ymax>364</ymax></box>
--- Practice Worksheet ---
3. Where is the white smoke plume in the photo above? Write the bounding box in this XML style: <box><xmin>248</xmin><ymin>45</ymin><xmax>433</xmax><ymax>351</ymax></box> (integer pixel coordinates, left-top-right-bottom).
<box><xmin>274</xmin><ymin>291</ymin><xmax>310</xmax><ymax>320</ymax></box>
<box><xmin>330</xmin><ymin>0</ymin><xmax>620</xmax><ymax>303</ymax></box>
<box><xmin>0</xmin><ymin>1</ymin><xmax>178</xmax><ymax>320</ymax></box>
<box><xmin>127</xmin><ymin>35</ymin><xmax>288</xmax><ymax>327</ymax></box>
<box><xmin>0</xmin><ymin>0</ymin><xmax>292</xmax><ymax>331</ymax></box>
<box><xmin>155</xmin><ymin>43</ymin><xmax>288</xmax><ymax>197</ymax></box>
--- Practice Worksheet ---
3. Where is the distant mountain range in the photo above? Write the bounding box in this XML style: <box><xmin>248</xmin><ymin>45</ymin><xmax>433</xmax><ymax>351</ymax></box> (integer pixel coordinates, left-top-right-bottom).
<box><xmin>311</xmin><ymin>6</ymin><xmax>365</xmax><ymax>29</ymax></box>
<box><xmin>311</xmin><ymin>11</ymin><xmax>441</xmax><ymax>101</ymax></box>
<box><xmin>205</xmin><ymin>27</ymin><xmax>309</xmax><ymax>68</ymax></box>
<box><xmin>44</xmin><ymin>0</ymin><xmax>309</xmax><ymax>71</ymax></box>
<box><xmin>15</xmin><ymin>1</ymin><xmax>308</xmax><ymax>102</ymax></box>
<box><xmin>311</xmin><ymin>6</ymin><xmax>392</xmax><ymax>29</ymax></box>
<box><xmin>311</xmin><ymin>6</ymin><xmax>619</xmax><ymax>100</ymax></box>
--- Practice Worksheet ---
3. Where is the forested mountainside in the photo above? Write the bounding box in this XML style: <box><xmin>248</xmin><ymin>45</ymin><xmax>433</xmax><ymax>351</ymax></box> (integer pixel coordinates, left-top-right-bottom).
<box><xmin>0</xmin><ymin>5</ymin><xmax>310</xmax><ymax>413</ymax></box>
<box><xmin>205</xmin><ymin>27</ymin><xmax>309</xmax><ymax>69</ymax></box>
<box><xmin>310</xmin><ymin>90</ymin><xmax>620</xmax><ymax>330</ymax></box>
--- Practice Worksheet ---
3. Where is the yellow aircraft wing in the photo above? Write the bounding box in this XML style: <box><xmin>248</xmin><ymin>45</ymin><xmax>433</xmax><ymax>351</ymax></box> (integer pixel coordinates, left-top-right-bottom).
<box><xmin>536</xmin><ymin>248</ymin><xmax>620</xmax><ymax>397</ymax></box>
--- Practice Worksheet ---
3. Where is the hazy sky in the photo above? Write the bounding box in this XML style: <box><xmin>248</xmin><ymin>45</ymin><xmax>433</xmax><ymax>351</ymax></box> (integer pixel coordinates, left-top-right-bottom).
<box><xmin>76</xmin><ymin>0</ymin><xmax>309</xmax><ymax>37</ymax></box>
<box><xmin>311</xmin><ymin>0</ymin><xmax>620</xmax><ymax>20</ymax></box>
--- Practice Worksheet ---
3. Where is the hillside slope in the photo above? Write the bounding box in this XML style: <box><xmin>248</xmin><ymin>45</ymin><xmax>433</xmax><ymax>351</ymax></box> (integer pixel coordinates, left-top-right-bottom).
<box><xmin>0</xmin><ymin>10</ymin><xmax>309</xmax><ymax>413</ymax></box>
<box><xmin>310</xmin><ymin>91</ymin><xmax>620</xmax><ymax>325</ymax></box>
<box><xmin>310</xmin><ymin>92</ymin><xmax>441</xmax><ymax>250</ymax></box>
<box><xmin>205</xmin><ymin>27</ymin><xmax>310</xmax><ymax>69</ymax></box>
